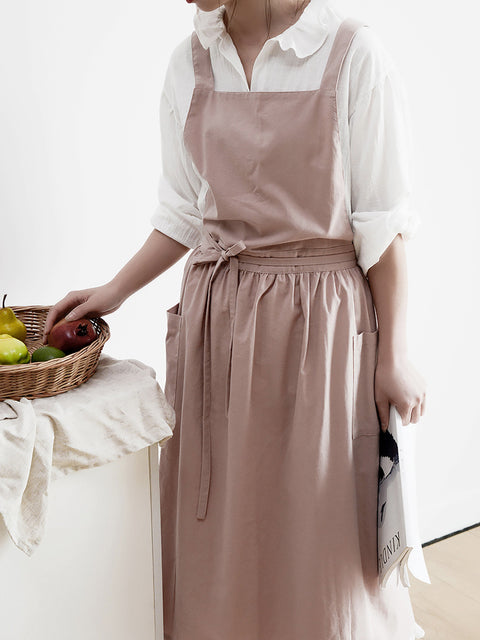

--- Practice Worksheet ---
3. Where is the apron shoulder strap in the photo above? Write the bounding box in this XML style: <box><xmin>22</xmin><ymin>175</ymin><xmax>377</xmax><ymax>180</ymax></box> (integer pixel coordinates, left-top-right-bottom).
<box><xmin>319</xmin><ymin>17</ymin><xmax>369</xmax><ymax>95</ymax></box>
<box><xmin>191</xmin><ymin>31</ymin><xmax>215</xmax><ymax>91</ymax></box>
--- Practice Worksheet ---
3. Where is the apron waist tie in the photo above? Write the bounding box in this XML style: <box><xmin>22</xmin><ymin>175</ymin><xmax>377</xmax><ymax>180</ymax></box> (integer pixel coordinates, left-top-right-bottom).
<box><xmin>190</xmin><ymin>232</ymin><xmax>247</xmax><ymax>520</ymax></box>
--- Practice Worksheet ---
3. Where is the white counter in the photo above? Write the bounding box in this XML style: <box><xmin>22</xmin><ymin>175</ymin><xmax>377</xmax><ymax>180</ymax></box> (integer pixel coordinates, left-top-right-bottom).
<box><xmin>0</xmin><ymin>445</ymin><xmax>164</xmax><ymax>640</ymax></box>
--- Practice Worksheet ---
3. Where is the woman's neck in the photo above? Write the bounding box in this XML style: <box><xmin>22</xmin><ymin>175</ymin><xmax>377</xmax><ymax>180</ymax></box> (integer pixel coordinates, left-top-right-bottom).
<box><xmin>223</xmin><ymin>0</ymin><xmax>311</xmax><ymax>45</ymax></box>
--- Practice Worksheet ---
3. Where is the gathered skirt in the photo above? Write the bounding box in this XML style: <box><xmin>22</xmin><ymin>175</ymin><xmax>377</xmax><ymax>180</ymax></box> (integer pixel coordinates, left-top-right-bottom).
<box><xmin>160</xmin><ymin>239</ymin><xmax>417</xmax><ymax>640</ymax></box>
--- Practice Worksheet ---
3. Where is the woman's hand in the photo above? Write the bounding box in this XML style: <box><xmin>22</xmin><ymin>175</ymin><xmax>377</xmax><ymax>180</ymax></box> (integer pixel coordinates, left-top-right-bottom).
<box><xmin>374</xmin><ymin>353</ymin><xmax>427</xmax><ymax>432</ymax></box>
<box><xmin>42</xmin><ymin>282</ymin><xmax>126</xmax><ymax>344</ymax></box>
<box><xmin>41</xmin><ymin>230</ymin><xmax>189</xmax><ymax>345</ymax></box>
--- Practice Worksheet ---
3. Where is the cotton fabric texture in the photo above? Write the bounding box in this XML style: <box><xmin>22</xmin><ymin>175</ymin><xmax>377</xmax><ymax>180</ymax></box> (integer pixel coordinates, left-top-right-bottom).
<box><xmin>0</xmin><ymin>353</ymin><xmax>174</xmax><ymax>556</ymax></box>
<box><xmin>158</xmin><ymin>11</ymin><xmax>419</xmax><ymax>640</ymax></box>
<box><xmin>150</xmin><ymin>0</ymin><xmax>421</xmax><ymax>277</ymax></box>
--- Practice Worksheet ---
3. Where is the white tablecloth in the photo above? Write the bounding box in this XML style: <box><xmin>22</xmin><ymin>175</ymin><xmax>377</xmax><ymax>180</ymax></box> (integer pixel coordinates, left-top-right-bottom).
<box><xmin>0</xmin><ymin>353</ymin><xmax>175</xmax><ymax>556</ymax></box>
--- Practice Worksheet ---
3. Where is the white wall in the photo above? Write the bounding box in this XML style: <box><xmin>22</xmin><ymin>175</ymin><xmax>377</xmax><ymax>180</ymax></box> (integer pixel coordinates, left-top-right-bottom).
<box><xmin>1</xmin><ymin>0</ymin><xmax>479</xmax><ymax>546</ymax></box>
<box><xmin>0</xmin><ymin>0</ymin><xmax>194</xmax><ymax>376</ymax></box>
<box><xmin>338</xmin><ymin>0</ymin><xmax>480</xmax><ymax>541</ymax></box>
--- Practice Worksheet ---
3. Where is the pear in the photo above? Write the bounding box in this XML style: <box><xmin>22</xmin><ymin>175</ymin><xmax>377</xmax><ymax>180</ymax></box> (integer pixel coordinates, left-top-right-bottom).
<box><xmin>0</xmin><ymin>334</ymin><xmax>30</xmax><ymax>365</ymax></box>
<box><xmin>0</xmin><ymin>294</ymin><xmax>27</xmax><ymax>342</ymax></box>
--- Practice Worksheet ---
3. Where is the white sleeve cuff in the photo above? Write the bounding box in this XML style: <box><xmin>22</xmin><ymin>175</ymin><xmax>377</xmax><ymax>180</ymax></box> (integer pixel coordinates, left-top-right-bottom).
<box><xmin>351</xmin><ymin>204</ymin><xmax>421</xmax><ymax>277</ymax></box>
<box><xmin>150</xmin><ymin>203</ymin><xmax>202</xmax><ymax>250</ymax></box>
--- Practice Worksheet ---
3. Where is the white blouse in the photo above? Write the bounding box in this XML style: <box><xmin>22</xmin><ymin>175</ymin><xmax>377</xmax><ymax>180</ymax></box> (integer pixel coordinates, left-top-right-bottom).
<box><xmin>151</xmin><ymin>0</ymin><xmax>421</xmax><ymax>277</ymax></box>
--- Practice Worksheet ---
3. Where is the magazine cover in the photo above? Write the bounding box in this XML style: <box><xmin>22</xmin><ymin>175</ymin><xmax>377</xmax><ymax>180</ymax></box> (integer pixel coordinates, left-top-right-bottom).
<box><xmin>378</xmin><ymin>404</ymin><xmax>431</xmax><ymax>588</ymax></box>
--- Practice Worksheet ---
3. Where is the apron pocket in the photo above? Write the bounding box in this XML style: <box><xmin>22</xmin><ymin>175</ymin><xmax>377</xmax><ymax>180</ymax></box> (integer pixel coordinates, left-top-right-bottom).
<box><xmin>165</xmin><ymin>302</ymin><xmax>183</xmax><ymax>410</ymax></box>
<box><xmin>352</xmin><ymin>329</ymin><xmax>380</xmax><ymax>439</ymax></box>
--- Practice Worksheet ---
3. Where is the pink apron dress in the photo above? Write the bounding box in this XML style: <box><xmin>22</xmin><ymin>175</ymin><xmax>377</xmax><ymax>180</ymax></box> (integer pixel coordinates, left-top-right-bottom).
<box><xmin>160</xmin><ymin>16</ymin><xmax>417</xmax><ymax>640</ymax></box>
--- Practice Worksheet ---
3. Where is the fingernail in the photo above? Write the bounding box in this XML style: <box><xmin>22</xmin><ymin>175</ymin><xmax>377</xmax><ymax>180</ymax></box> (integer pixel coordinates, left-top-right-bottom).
<box><xmin>65</xmin><ymin>313</ymin><xmax>74</xmax><ymax>321</ymax></box>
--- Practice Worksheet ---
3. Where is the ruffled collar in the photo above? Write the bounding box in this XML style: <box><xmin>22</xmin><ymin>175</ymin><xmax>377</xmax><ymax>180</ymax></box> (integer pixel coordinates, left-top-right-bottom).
<box><xmin>193</xmin><ymin>0</ymin><xmax>331</xmax><ymax>59</ymax></box>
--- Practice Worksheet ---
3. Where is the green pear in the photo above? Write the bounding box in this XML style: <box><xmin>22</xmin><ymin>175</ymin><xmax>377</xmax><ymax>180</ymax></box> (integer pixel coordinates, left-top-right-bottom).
<box><xmin>0</xmin><ymin>334</ymin><xmax>30</xmax><ymax>364</ymax></box>
<box><xmin>0</xmin><ymin>294</ymin><xmax>27</xmax><ymax>342</ymax></box>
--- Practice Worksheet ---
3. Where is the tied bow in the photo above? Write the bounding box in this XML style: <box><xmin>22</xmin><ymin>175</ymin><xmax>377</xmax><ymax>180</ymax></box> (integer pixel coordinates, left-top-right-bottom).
<box><xmin>190</xmin><ymin>232</ymin><xmax>247</xmax><ymax>520</ymax></box>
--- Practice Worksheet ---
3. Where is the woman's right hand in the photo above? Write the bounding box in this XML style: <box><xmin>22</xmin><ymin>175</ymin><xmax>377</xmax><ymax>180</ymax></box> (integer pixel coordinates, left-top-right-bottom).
<box><xmin>42</xmin><ymin>282</ymin><xmax>126</xmax><ymax>344</ymax></box>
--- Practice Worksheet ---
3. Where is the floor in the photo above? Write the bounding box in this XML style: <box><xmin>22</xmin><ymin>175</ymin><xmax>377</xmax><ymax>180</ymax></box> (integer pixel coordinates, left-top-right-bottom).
<box><xmin>409</xmin><ymin>524</ymin><xmax>480</xmax><ymax>640</ymax></box>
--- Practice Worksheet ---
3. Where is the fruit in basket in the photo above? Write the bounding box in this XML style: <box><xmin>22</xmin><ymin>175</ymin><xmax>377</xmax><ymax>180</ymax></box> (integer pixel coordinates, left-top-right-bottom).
<box><xmin>0</xmin><ymin>334</ymin><xmax>30</xmax><ymax>364</ymax></box>
<box><xmin>0</xmin><ymin>294</ymin><xmax>27</xmax><ymax>342</ymax></box>
<box><xmin>31</xmin><ymin>345</ymin><xmax>66</xmax><ymax>362</ymax></box>
<box><xmin>47</xmin><ymin>317</ymin><xmax>97</xmax><ymax>353</ymax></box>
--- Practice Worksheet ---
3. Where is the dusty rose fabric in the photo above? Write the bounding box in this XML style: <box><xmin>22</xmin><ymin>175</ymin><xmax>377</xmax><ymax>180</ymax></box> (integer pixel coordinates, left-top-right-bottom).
<box><xmin>160</xmin><ymin>17</ymin><xmax>417</xmax><ymax>640</ymax></box>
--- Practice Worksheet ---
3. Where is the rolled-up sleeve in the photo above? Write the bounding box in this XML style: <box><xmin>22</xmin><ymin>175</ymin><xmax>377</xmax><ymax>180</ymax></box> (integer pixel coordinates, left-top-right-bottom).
<box><xmin>349</xmin><ymin>61</ymin><xmax>421</xmax><ymax>277</ymax></box>
<box><xmin>150</xmin><ymin>65</ymin><xmax>203</xmax><ymax>249</ymax></box>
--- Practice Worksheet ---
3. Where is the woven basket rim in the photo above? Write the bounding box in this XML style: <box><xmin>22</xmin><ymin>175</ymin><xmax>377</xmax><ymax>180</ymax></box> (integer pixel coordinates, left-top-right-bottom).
<box><xmin>0</xmin><ymin>305</ymin><xmax>111</xmax><ymax>401</ymax></box>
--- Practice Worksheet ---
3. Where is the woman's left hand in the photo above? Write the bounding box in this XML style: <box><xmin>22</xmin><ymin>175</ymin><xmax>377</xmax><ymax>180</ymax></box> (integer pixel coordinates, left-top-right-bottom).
<box><xmin>374</xmin><ymin>354</ymin><xmax>427</xmax><ymax>432</ymax></box>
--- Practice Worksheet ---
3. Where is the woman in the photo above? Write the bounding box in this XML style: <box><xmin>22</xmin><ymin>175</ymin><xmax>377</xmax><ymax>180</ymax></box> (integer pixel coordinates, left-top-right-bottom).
<box><xmin>43</xmin><ymin>0</ymin><xmax>427</xmax><ymax>638</ymax></box>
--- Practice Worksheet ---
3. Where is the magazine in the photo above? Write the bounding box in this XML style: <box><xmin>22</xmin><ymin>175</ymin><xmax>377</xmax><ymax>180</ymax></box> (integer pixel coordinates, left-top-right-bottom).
<box><xmin>377</xmin><ymin>404</ymin><xmax>431</xmax><ymax>589</ymax></box>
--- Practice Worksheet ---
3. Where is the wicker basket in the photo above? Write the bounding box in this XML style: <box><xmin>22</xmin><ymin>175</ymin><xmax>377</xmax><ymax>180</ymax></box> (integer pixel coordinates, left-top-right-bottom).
<box><xmin>0</xmin><ymin>306</ymin><xmax>110</xmax><ymax>401</ymax></box>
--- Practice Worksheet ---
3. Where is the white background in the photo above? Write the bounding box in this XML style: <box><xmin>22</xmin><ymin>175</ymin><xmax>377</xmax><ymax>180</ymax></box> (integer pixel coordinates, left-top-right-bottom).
<box><xmin>1</xmin><ymin>0</ymin><xmax>479</xmax><ymax>544</ymax></box>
